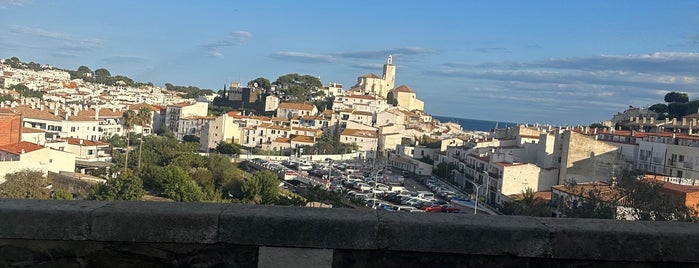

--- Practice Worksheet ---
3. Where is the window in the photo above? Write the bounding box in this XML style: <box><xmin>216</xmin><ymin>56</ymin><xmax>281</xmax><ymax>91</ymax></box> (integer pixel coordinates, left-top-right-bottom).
<box><xmin>677</xmin><ymin>170</ymin><xmax>684</xmax><ymax>178</ymax></box>
<box><xmin>679</xmin><ymin>155</ymin><xmax>685</xmax><ymax>162</ymax></box>
<box><xmin>71</xmin><ymin>127</ymin><xmax>76</xmax><ymax>132</ymax></box>
<box><xmin>87</xmin><ymin>149</ymin><xmax>94</xmax><ymax>155</ymax></box>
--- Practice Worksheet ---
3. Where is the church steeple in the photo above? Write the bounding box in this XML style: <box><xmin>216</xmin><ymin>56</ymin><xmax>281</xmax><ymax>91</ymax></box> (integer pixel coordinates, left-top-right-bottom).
<box><xmin>382</xmin><ymin>54</ymin><xmax>396</xmax><ymax>97</ymax></box>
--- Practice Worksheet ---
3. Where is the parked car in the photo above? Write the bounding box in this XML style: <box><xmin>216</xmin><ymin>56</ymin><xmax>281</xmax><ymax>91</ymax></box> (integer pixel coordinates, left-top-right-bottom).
<box><xmin>441</xmin><ymin>204</ymin><xmax>461</xmax><ymax>213</ymax></box>
<box><xmin>424</xmin><ymin>205</ymin><xmax>443</xmax><ymax>212</ymax></box>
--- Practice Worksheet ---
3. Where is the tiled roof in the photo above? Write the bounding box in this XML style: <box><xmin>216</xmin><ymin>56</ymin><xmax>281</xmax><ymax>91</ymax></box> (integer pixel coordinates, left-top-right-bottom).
<box><xmin>340</xmin><ymin>129</ymin><xmax>377</xmax><ymax>138</ymax></box>
<box><xmin>65</xmin><ymin>137</ymin><xmax>108</xmax><ymax>147</ymax></box>
<box><xmin>128</xmin><ymin>103</ymin><xmax>160</xmax><ymax>112</ymax></box>
<box><xmin>273</xmin><ymin>137</ymin><xmax>291</xmax><ymax>143</ymax></box>
<box><xmin>13</xmin><ymin>106</ymin><xmax>63</xmax><ymax>121</ymax></box>
<box><xmin>76</xmin><ymin>108</ymin><xmax>123</xmax><ymax>118</ymax></box>
<box><xmin>22</xmin><ymin>127</ymin><xmax>44</xmax><ymax>133</ymax></box>
<box><xmin>392</xmin><ymin>84</ymin><xmax>415</xmax><ymax>93</ymax></box>
<box><xmin>552</xmin><ymin>182</ymin><xmax>626</xmax><ymax>203</ymax></box>
<box><xmin>0</xmin><ymin>141</ymin><xmax>45</xmax><ymax>155</ymax></box>
<box><xmin>291</xmin><ymin>135</ymin><xmax>315</xmax><ymax>143</ymax></box>
<box><xmin>278</xmin><ymin>102</ymin><xmax>315</xmax><ymax>111</ymax></box>
<box><xmin>346</xmin><ymin>94</ymin><xmax>377</xmax><ymax>100</ymax></box>
<box><xmin>361</xmin><ymin>73</ymin><xmax>380</xmax><ymax>79</ymax></box>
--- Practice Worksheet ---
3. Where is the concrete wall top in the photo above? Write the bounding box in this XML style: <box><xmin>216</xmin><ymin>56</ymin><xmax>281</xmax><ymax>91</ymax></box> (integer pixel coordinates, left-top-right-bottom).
<box><xmin>1</xmin><ymin>199</ymin><xmax>698</xmax><ymax>263</ymax></box>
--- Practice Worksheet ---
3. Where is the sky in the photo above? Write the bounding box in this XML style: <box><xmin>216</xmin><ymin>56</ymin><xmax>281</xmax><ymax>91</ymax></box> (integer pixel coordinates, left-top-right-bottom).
<box><xmin>1</xmin><ymin>0</ymin><xmax>699</xmax><ymax>125</ymax></box>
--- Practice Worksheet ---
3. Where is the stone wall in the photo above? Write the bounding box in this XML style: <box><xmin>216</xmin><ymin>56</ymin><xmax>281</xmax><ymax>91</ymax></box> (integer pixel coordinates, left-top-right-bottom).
<box><xmin>1</xmin><ymin>199</ymin><xmax>699</xmax><ymax>267</ymax></box>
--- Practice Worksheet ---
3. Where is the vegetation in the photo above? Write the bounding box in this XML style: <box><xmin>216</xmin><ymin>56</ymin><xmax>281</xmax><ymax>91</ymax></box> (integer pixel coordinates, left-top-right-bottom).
<box><xmin>89</xmin><ymin>169</ymin><xmax>145</xmax><ymax>201</ymax></box>
<box><xmin>247</xmin><ymin>77</ymin><xmax>271</xmax><ymax>90</ymax></box>
<box><xmin>556</xmin><ymin>170</ymin><xmax>698</xmax><ymax>221</ymax></box>
<box><xmin>165</xmin><ymin>83</ymin><xmax>215</xmax><ymax>99</ymax></box>
<box><xmin>273</xmin><ymin>73</ymin><xmax>323</xmax><ymax>102</ymax></box>
<box><xmin>500</xmin><ymin>188</ymin><xmax>551</xmax><ymax>217</ymax></box>
<box><xmin>0</xmin><ymin>93</ymin><xmax>14</xmax><ymax>102</ymax></box>
<box><xmin>386</xmin><ymin>91</ymin><xmax>398</xmax><ymax>106</ymax></box>
<box><xmin>648</xmin><ymin>91</ymin><xmax>699</xmax><ymax>120</ymax></box>
<box><xmin>0</xmin><ymin>169</ymin><xmax>50</xmax><ymax>199</ymax></box>
<box><xmin>301</xmin><ymin>123</ymin><xmax>358</xmax><ymax>155</ymax></box>
<box><xmin>242</xmin><ymin>171</ymin><xmax>281</xmax><ymax>204</ymax></box>
<box><xmin>9</xmin><ymin>84</ymin><xmax>43</xmax><ymax>99</ymax></box>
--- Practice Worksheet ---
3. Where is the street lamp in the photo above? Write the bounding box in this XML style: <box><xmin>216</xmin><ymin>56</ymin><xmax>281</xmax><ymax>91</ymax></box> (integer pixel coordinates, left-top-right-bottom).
<box><xmin>463</xmin><ymin>178</ymin><xmax>484</xmax><ymax>214</ymax></box>
<box><xmin>483</xmin><ymin>171</ymin><xmax>490</xmax><ymax>205</ymax></box>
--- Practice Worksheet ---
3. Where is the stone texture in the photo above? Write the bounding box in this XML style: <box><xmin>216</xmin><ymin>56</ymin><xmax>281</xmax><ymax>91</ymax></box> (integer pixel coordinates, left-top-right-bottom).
<box><xmin>544</xmin><ymin>217</ymin><xmax>663</xmax><ymax>262</ymax></box>
<box><xmin>376</xmin><ymin>211</ymin><xmax>550</xmax><ymax>258</ymax></box>
<box><xmin>219</xmin><ymin>205</ymin><xmax>378</xmax><ymax>249</ymax></box>
<box><xmin>91</xmin><ymin>201</ymin><xmax>228</xmax><ymax>243</ymax></box>
<box><xmin>258</xmin><ymin>246</ymin><xmax>332</xmax><ymax>268</ymax></box>
<box><xmin>0</xmin><ymin>239</ymin><xmax>258</xmax><ymax>268</ymax></box>
<box><xmin>0</xmin><ymin>199</ymin><xmax>106</xmax><ymax>241</ymax></box>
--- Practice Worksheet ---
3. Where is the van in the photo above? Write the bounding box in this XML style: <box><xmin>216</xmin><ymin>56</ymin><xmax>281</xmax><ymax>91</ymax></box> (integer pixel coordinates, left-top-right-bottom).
<box><xmin>417</xmin><ymin>191</ymin><xmax>434</xmax><ymax>200</ymax></box>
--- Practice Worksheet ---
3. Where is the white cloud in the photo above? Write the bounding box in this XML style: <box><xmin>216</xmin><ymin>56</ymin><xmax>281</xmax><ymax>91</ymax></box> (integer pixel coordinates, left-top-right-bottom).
<box><xmin>270</xmin><ymin>51</ymin><xmax>335</xmax><ymax>63</ymax></box>
<box><xmin>9</xmin><ymin>26</ymin><xmax>103</xmax><ymax>49</ymax></box>
<box><xmin>0</xmin><ymin>0</ymin><xmax>30</xmax><ymax>9</ymax></box>
<box><xmin>202</xmin><ymin>31</ymin><xmax>252</xmax><ymax>58</ymax></box>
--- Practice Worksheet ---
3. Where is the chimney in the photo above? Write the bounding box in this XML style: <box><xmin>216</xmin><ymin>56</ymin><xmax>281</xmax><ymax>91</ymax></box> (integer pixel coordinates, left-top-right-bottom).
<box><xmin>594</xmin><ymin>128</ymin><xmax>597</xmax><ymax>134</ymax></box>
<box><xmin>650</xmin><ymin>117</ymin><xmax>655</xmax><ymax>124</ymax></box>
<box><xmin>642</xmin><ymin>117</ymin><xmax>647</xmax><ymax>124</ymax></box>
<box><xmin>40</xmin><ymin>104</ymin><xmax>44</xmax><ymax>111</ymax></box>
<box><xmin>682</xmin><ymin>118</ymin><xmax>687</xmax><ymax>126</ymax></box>
<box><xmin>20</xmin><ymin>149</ymin><xmax>25</xmax><ymax>154</ymax></box>
<box><xmin>665</xmin><ymin>118</ymin><xmax>670</xmax><ymax>124</ymax></box>
<box><xmin>64</xmin><ymin>112</ymin><xmax>69</xmax><ymax>120</ymax></box>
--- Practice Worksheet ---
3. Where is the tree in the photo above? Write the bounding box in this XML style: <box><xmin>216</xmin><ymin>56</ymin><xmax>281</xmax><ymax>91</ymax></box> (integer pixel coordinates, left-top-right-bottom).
<box><xmin>247</xmin><ymin>77</ymin><xmax>271</xmax><ymax>90</ymax></box>
<box><xmin>648</xmin><ymin>103</ymin><xmax>669</xmax><ymax>118</ymax></box>
<box><xmin>242</xmin><ymin>171</ymin><xmax>280</xmax><ymax>204</ymax></box>
<box><xmin>0</xmin><ymin>169</ymin><xmax>50</xmax><ymax>199</ymax></box>
<box><xmin>160</xmin><ymin>165</ymin><xmax>205</xmax><ymax>202</ymax></box>
<box><xmin>0</xmin><ymin>94</ymin><xmax>14</xmax><ymax>102</ymax></box>
<box><xmin>589</xmin><ymin>123</ymin><xmax>606</xmax><ymax>129</ymax></box>
<box><xmin>122</xmin><ymin>110</ymin><xmax>138</xmax><ymax>169</ymax></box>
<box><xmin>53</xmin><ymin>189</ymin><xmax>74</xmax><ymax>200</ymax></box>
<box><xmin>9</xmin><ymin>84</ymin><xmax>43</xmax><ymax>99</ymax></box>
<box><xmin>664</xmin><ymin>92</ymin><xmax>689</xmax><ymax>104</ymax></box>
<box><xmin>90</xmin><ymin>169</ymin><xmax>145</xmax><ymax>201</ymax></box>
<box><xmin>668</xmin><ymin>102</ymin><xmax>689</xmax><ymax>119</ymax></box>
<box><xmin>215</xmin><ymin>141</ymin><xmax>241</xmax><ymax>155</ymax></box>
<box><xmin>501</xmin><ymin>188</ymin><xmax>551</xmax><ymax>217</ymax></box>
<box><xmin>386</xmin><ymin>91</ymin><xmax>398</xmax><ymax>106</ymax></box>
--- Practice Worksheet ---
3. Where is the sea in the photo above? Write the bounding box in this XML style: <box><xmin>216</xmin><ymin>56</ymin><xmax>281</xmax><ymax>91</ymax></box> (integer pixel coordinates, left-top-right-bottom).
<box><xmin>432</xmin><ymin>115</ymin><xmax>517</xmax><ymax>132</ymax></box>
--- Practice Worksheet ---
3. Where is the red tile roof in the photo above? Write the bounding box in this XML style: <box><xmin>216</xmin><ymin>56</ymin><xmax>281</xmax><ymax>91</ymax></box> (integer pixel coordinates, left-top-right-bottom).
<box><xmin>392</xmin><ymin>84</ymin><xmax>415</xmax><ymax>93</ymax></box>
<box><xmin>0</xmin><ymin>141</ymin><xmax>45</xmax><ymax>155</ymax></box>
<box><xmin>64</xmin><ymin>137</ymin><xmax>108</xmax><ymax>147</ymax></box>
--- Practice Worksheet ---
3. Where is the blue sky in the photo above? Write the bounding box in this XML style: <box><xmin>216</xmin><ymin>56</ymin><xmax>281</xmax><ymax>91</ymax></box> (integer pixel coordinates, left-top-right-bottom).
<box><xmin>2</xmin><ymin>0</ymin><xmax>699</xmax><ymax>125</ymax></box>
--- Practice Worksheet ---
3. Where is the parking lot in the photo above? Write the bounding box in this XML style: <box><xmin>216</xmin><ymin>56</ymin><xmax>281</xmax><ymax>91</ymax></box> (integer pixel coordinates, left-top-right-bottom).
<box><xmin>243</xmin><ymin>157</ymin><xmax>492</xmax><ymax>214</ymax></box>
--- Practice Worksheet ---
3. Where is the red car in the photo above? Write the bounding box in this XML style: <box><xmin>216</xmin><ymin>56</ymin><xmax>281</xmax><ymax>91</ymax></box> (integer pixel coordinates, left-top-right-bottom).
<box><xmin>424</xmin><ymin>205</ymin><xmax>443</xmax><ymax>212</ymax></box>
<box><xmin>441</xmin><ymin>205</ymin><xmax>461</xmax><ymax>213</ymax></box>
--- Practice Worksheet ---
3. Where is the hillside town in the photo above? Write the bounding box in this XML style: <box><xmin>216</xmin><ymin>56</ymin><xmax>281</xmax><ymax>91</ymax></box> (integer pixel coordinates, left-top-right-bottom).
<box><xmin>1</xmin><ymin>56</ymin><xmax>699</xmax><ymax>220</ymax></box>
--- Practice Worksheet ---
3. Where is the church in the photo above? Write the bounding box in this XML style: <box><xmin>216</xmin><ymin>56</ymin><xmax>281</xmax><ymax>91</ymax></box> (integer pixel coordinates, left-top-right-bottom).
<box><xmin>349</xmin><ymin>55</ymin><xmax>396</xmax><ymax>99</ymax></box>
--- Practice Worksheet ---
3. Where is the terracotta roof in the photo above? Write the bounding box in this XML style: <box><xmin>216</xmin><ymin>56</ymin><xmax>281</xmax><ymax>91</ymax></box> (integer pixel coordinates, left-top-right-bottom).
<box><xmin>0</xmin><ymin>108</ymin><xmax>16</xmax><ymax>114</ymax></box>
<box><xmin>169</xmin><ymin>102</ymin><xmax>192</xmax><ymax>108</ymax></box>
<box><xmin>392</xmin><ymin>85</ymin><xmax>415</xmax><ymax>93</ymax></box>
<box><xmin>340</xmin><ymin>129</ymin><xmax>377</xmax><ymax>138</ymax></box>
<box><xmin>552</xmin><ymin>182</ymin><xmax>626</xmax><ymax>203</ymax></box>
<box><xmin>128</xmin><ymin>103</ymin><xmax>160</xmax><ymax>112</ymax></box>
<box><xmin>271</xmin><ymin>116</ymin><xmax>290</xmax><ymax>122</ymax></box>
<box><xmin>273</xmin><ymin>137</ymin><xmax>291</xmax><ymax>143</ymax></box>
<box><xmin>291</xmin><ymin>135</ymin><xmax>315</xmax><ymax>143</ymax></box>
<box><xmin>352</xmin><ymin>110</ymin><xmax>373</xmax><ymax>116</ymax></box>
<box><xmin>0</xmin><ymin>141</ymin><xmax>45</xmax><ymax>155</ymax></box>
<box><xmin>345</xmin><ymin>94</ymin><xmax>377</xmax><ymax>100</ymax></box>
<box><xmin>22</xmin><ymin>127</ymin><xmax>44</xmax><ymax>133</ymax></box>
<box><xmin>278</xmin><ymin>102</ymin><xmax>315</xmax><ymax>111</ymax></box>
<box><xmin>65</xmin><ymin>137</ymin><xmax>108</xmax><ymax>147</ymax></box>
<box><xmin>76</xmin><ymin>108</ymin><xmax>123</xmax><ymax>118</ymax></box>
<box><xmin>361</xmin><ymin>73</ymin><xmax>380</xmax><ymax>79</ymax></box>
<box><xmin>13</xmin><ymin>106</ymin><xmax>63</xmax><ymax>121</ymax></box>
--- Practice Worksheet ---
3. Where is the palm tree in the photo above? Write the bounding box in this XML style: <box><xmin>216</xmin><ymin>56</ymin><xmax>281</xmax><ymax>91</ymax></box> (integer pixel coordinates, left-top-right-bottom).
<box><xmin>136</xmin><ymin>107</ymin><xmax>152</xmax><ymax>169</ymax></box>
<box><xmin>122</xmin><ymin>110</ymin><xmax>138</xmax><ymax>170</ymax></box>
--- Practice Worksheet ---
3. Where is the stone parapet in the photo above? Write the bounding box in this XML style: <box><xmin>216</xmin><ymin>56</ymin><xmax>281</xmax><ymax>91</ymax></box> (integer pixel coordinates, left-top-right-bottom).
<box><xmin>1</xmin><ymin>199</ymin><xmax>699</xmax><ymax>267</ymax></box>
